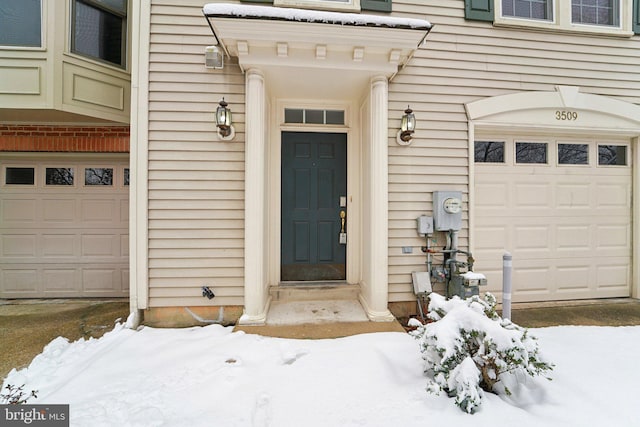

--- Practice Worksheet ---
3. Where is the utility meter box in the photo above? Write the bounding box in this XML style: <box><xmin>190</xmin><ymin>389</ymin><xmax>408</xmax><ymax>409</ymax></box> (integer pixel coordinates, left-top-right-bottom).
<box><xmin>416</xmin><ymin>215</ymin><xmax>434</xmax><ymax>236</ymax></box>
<box><xmin>433</xmin><ymin>191</ymin><xmax>463</xmax><ymax>231</ymax></box>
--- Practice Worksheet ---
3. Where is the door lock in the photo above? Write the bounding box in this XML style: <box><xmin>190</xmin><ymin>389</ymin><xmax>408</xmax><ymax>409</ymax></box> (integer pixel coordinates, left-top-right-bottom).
<box><xmin>339</xmin><ymin>210</ymin><xmax>347</xmax><ymax>244</ymax></box>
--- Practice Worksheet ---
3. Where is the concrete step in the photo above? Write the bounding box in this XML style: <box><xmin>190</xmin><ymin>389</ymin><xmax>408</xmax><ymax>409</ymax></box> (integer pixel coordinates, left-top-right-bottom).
<box><xmin>270</xmin><ymin>282</ymin><xmax>360</xmax><ymax>302</ymax></box>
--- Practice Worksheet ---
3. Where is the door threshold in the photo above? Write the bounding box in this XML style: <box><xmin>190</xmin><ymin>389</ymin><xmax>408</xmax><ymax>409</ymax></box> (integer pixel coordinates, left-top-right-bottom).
<box><xmin>278</xmin><ymin>281</ymin><xmax>349</xmax><ymax>287</ymax></box>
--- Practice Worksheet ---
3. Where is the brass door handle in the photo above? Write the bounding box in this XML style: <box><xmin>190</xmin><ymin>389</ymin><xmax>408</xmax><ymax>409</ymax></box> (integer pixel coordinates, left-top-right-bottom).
<box><xmin>340</xmin><ymin>210</ymin><xmax>346</xmax><ymax>233</ymax></box>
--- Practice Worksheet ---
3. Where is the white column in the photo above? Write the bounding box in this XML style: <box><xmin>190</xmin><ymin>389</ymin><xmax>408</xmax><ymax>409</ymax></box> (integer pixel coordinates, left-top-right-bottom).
<box><xmin>240</xmin><ymin>69</ymin><xmax>268</xmax><ymax>324</ymax></box>
<box><xmin>360</xmin><ymin>76</ymin><xmax>395</xmax><ymax>321</ymax></box>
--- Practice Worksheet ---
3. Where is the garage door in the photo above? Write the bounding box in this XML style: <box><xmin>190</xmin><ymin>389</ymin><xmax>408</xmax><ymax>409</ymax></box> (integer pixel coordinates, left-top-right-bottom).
<box><xmin>473</xmin><ymin>137</ymin><xmax>631</xmax><ymax>302</ymax></box>
<box><xmin>0</xmin><ymin>158</ymin><xmax>129</xmax><ymax>298</ymax></box>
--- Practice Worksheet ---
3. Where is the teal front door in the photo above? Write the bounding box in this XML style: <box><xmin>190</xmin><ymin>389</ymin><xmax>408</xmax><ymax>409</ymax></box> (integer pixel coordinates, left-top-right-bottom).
<box><xmin>281</xmin><ymin>132</ymin><xmax>347</xmax><ymax>281</ymax></box>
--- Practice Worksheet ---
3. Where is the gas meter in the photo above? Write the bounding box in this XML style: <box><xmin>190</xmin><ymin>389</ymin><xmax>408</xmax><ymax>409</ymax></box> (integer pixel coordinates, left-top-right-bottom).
<box><xmin>433</xmin><ymin>191</ymin><xmax>463</xmax><ymax>231</ymax></box>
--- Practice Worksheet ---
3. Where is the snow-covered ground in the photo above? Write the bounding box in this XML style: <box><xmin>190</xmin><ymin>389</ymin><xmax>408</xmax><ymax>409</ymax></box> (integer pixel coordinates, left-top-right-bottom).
<box><xmin>3</xmin><ymin>321</ymin><xmax>639</xmax><ymax>427</ymax></box>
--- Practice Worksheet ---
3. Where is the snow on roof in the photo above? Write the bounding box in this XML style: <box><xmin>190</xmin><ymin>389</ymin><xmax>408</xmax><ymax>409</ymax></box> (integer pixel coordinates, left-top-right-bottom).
<box><xmin>203</xmin><ymin>3</ymin><xmax>432</xmax><ymax>30</ymax></box>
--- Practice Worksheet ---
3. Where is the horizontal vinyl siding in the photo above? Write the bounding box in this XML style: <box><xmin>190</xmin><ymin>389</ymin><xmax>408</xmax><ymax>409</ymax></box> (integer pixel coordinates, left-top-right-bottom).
<box><xmin>148</xmin><ymin>0</ymin><xmax>245</xmax><ymax>307</ymax></box>
<box><xmin>387</xmin><ymin>0</ymin><xmax>640</xmax><ymax>302</ymax></box>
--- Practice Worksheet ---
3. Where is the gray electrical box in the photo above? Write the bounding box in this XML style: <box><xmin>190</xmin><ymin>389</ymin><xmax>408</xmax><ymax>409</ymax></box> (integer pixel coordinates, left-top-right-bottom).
<box><xmin>433</xmin><ymin>191</ymin><xmax>463</xmax><ymax>231</ymax></box>
<box><xmin>416</xmin><ymin>215</ymin><xmax>434</xmax><ymax>236</ymax></box>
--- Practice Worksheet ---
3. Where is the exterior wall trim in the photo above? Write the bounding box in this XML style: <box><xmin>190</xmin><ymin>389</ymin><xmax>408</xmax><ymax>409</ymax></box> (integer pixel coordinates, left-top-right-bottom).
<box><xmin>129</xmin><ymin>0</ymin><xmax>151</xmax><ymax>317</ymax></box>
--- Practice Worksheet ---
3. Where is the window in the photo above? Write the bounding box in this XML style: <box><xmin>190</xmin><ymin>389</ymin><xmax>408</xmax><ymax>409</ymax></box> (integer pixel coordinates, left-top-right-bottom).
<box><xmin>475</xmin><ymin>141</ymin><xmax>505</xmax><ymax>163</ymax></box>
<box><xmin>124</xmin><ymin>168</ymin><xmax>130</xmax><ymax>186</ymax></box>
<box><xmin>502</xmin><ymin>0</ymin><xmax>553</xmax><ymax>20</ymax></box>
<box><xmin>71</xmin><ymin>0</ymin><xmax>127</xmax><ymax>68</ymax></box>
<box><xmin>46</xmin><ymin>168</ymin><xmax>74</xmax><ymax>185</ymax></box>
<box><xmin>598</xmin><ymin>145</ymin><xmax>627</xmax><ymax>165</ymax></box>
<box><xmin>558</xmin><ymin>144</ymin><xmax>589</xmax><ymax>165</ymax></box>
<box><xmin>85</xmin><ymin>168</ymin><xmax>114</xmax><ymax>185</ymax></box>
<box><xmin>489</xmin><ymin>0</ymin><xmax>635</xmax><ymax>34</ymax></box>
<box><xmin>0</xmin><ymin>0</ymin><xmax>41</xmax><ymax>47</ymax></box>
<box><xmin>516</xmin><ymin>142</ymin><xmax>547</xmax><ymax>164</ymax></box>
<box><xmin>284</xmin><ymin>108</ymin><xmax>345</xmax><ymax>125</ymax></box>
<box><xmin>5</xmin><ymin>167</ymin><xmax>35</xmax><ymax>185</ymax></box>
<box><xmin>572</xmin><ymin>0</ymin><xmax>619</xmax><ymax>26</ymax></box>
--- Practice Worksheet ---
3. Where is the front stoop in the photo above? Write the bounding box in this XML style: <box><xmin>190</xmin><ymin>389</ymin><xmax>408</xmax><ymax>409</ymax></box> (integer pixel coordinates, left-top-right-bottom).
<box><xmin>233</xmin><ymin>283</ymin><xmax>406</xmax><ymax>338</ymax></box>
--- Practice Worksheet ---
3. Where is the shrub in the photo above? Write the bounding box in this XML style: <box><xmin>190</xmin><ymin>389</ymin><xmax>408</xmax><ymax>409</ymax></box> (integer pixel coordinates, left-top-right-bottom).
<box><xmin>0</xmin><ymin>384</ymin><xmax>38</xmax><ymax>405</ymax></box>
<box><xmin>412</xmin><ymin>292</ymin><xmax>553</xmax><ymax>413</ymax></box>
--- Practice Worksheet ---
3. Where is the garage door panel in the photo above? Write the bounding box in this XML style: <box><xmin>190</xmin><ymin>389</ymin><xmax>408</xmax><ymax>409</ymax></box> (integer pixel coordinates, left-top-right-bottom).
<box><xmin>2</xmin><ymin>199</ymin><xmax>37</xmax><ymax>222</ymax></box>
<box><xmin>556</xmin><ymin>225</ymin><xmax>591</xmax><ymax>252</ymax></box>
<box><xmin>1</xmin><ymin>269</ymin><xmax>39</xmax><ymax>294</ymax></box>
<box><xmin>0</xmin><ymin>159</ymin><xmax>129</xmax><ymax>298</ymax></box>
<box><xmin>556</xmin><ymin>184</ymin><xmax>591</xmax><ymax>209</ymax></box>
<box><xmin>43</xmin><ymin>269</ymin><xmax>79</xmax><ymax>293</ymax></box>
<box><xmin>2</xmin><ymin>234</ymin><xmax>37</xmax><ymax>257</ymax></box>
<box><xmin>475</xmin><ymin>138</ymin><xmax>631</xmax><ymax>302</ymax></box>
<box><xmin>514</xmin><ymin>182</ymin><xmax>551</xmax><ymax>209</ymax></box>
<box><xmin>596</xmin><ymin>224</ymin><xmax>631</xmax><ymax>255</ymax></box>
<box><xmin>82</xmin><ymin>269</ymin><xmax>120</xmax><ymax>293</ymax></box>
<box><xmin>42</xmin><ymin>234</ymin><xmax>77</xmax><ymax>257</ymax></box>
<box><xmin>596</xmin><ymin>185</ymin><xmax>630</xmax><ymax>209</ymax></box>
<box><xmin>43</xmin><ymin>199</ymin><xmax>77</xmax><ymax>222</ymax></box>
<box><xmin>82</xmin><ymin>199</ymin><xmax>117</xmax><ymax>224</ymax></box>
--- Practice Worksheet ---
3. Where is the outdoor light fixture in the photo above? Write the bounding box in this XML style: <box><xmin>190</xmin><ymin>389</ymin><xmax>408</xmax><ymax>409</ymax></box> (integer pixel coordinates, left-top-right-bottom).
<box><xmin>215</xmin><ymin>98</ymin><xmax>235</xmax><ymax>140</ymax></box>
<box><xmin>397</xmin><ymin>105</ymin><xmax>416</xmax><ymax>145</ymax></box>
<box><xmin>204</xmin><ymin>45</ymin><xmax>224</xmax><ymax>69</ymax></box>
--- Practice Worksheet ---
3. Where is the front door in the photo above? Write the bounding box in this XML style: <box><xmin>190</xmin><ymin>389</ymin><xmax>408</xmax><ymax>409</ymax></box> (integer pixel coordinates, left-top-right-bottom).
<box><xmin>281</xmin><ymin>132</ymin><xmax>347</xmax><ymax>281</ymax></box>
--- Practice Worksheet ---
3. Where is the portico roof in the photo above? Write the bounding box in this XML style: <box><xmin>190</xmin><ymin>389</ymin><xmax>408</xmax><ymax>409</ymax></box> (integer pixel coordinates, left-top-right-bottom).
<box><xmin>203</xmin><ymin>3</ymin><xmax>432</xmax><ymax>98</ymax></box>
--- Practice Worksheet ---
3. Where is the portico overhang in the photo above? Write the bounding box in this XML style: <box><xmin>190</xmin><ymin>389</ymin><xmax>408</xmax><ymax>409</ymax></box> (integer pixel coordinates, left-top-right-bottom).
<box><xmin>203</xmin><ymin>3</ymin><xmax>432</xmax><ymax>98</ymax></box>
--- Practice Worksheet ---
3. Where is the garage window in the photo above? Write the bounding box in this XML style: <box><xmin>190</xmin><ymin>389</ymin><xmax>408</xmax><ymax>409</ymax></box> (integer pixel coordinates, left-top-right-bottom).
<box><xmin>5</xmin><ymin>167</ymin><xmax>35</xmax><ymax>185</ymax></box>
<box><xmin>516</xmin><ymin>142</ymin><xmax>547</xmax><ymax>164</ymax></box>
<box><xmin>46</xmin><ymin>168</ymin><xmax>74</xmax><ymax>185</ymax></box>
<box><xmin>474</xmin><ymin>141</ymin><xmax>505</xmax><ymax>163</ymax></box>
<box><xmin>124</xmin><ymin>168</ymin><xmax>129</xmax><ymax>186</ymax></box>
<box><xmin>85</xmin><ymin>167</ymin><xmax>113</xmax><ymax>185</ymax></box>
<box><xmin>558</xmin><ymin>143</ymin><xmax>588</xmax><ymax>165</ymax></box>
<box><xmin>598</xmin><ymin>145</ymin><xmax>627</xmax><ymax>165</ymax></box>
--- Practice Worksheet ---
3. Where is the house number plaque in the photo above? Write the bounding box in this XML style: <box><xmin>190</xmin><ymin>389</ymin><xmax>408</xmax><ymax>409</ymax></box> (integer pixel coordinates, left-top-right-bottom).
<box><xmin>555</xmin><ymin>110</ymin><xmax>578</xmax><ymax>121</ymax></box>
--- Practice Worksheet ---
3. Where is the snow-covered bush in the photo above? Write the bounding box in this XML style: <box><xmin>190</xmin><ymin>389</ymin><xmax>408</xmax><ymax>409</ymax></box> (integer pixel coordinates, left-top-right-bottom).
<box><xmin>412</xmin><ymin>292</ymin><xmax>553</xmax><ymax>413</ymax></box>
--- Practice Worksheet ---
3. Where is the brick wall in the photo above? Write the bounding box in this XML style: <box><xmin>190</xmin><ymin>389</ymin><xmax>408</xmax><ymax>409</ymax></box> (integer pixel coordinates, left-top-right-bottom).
<box><xmin>0</xmin><ymin>125</ymin><xmax>130</xmax><ymax>152</ymax></box>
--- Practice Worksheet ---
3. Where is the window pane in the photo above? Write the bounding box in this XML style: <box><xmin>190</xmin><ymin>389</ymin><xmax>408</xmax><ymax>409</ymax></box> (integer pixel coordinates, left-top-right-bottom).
<box><xmin>325</xmin><ymin>110</ymin><xmax>345</xmax><ymax>125</ymax></box>
<box><xmin>503</xmin><ymin>0</ymin><xmax>551</xmax><ymax>20</ymax></box>
<box><xmin>305</xmin><ymin>109</ymin><xmax>324</xmax><ymax>124</ymax></box>
<box><xmin>124</xmin><ymin>168</ymin><xmax>130</xmax><ymax>186</ymax></box>
<box><xmin>284</xmin><ymin>109</ymin><xmax>304</xmax><ymax>123</ymax></box>
<box><xmin>5</xmin><ymin>167</ymin><xmax>35</xmax><ymax>185</ymax></box>
<box><xmin>85</xmin><ymin>168</ymin><xmax>113</xmax><ymax>185</ymax></box>
<box><xmin>571</xmin><ymin>0</ymin><xmax>617</xmax><ymax>26</ymax></box>
<box><xmin>516</xmin><ymin>142</ymin><xmax>547</xmax><ymax>164</ymax></box>
<box><xmin>598</xmin><ymin>145</ymin><xmax>627</xmax><ymax>165</ymax></box>
<box><xmin>46</xmin><ymin>168</ymin><xmax>74</xmax><ymax>185</ymax></box>
<box><xmin>475</xmin><ymin>141</ymin><xmax>505</xmax><ymax>163</ymax></box>
<box><xmin>0</xmin><ymin>0</ymin><xmax>41</xmax><ymax>47</ymax></box>
<box><xmin>558</xmin><ymin>144</ymin><xmax>588</xmax><ymax>165</ymax></box>
<box><xmin>73</xmin><ymin>0</ymin><xmax>124</xmax><ymax>67</ymax></box>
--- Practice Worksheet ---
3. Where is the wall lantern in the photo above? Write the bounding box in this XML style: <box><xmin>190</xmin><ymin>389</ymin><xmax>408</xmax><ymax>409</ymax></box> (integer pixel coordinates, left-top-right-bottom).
<box><xmin>396</xmin><ymin>106</ymin><xmax>416</xmax><ymax>146</ymax></box>
<box><xmin>215</xmin><ymin>98</ymin><xmax>235</xmax><ymax>141</ymax></box>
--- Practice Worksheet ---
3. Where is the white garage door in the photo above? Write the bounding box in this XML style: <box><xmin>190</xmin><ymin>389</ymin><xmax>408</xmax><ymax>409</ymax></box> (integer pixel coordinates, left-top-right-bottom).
<box><xmin>474</xmin><ymin>137</ymin><xmax>631</xmax><ymax>302</ymax></box>
<box><xmin>0</xmin><ymin>158</ymin><xmax>129</xmax><ymax>298</ymax></box>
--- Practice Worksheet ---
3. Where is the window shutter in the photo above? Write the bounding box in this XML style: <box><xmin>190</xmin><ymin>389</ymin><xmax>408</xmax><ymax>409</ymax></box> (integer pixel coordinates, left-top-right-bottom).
<box><xmin>634</xmin><ymin>0</ymin><xmax>640</xmax><ymax>35</ymax></box>
<box><xmin>464</xmin><ymin>0</ymin><xmax>494</xmax><ymax>22</ymax></box>
<box><xmin>361</xmin><ymin>0</ymin><xmax>392</xmax><ymax>12</ymax></box>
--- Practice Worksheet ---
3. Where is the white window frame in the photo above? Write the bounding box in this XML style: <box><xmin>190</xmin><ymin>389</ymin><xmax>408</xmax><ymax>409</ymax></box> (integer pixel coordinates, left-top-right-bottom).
<box><xmin>275</xmin><ymin>0</ymin><xmax>361</xmax><ymax>12</ymax></box>
<box><xmin>0</xmin><ymin>0</ymin><xmax>44</xmax><ymax>49</ymax></box>
<box><xmin>495</xmin><ymin>0</ymin><xmax>633</xmax><ymax>37</ymax></box>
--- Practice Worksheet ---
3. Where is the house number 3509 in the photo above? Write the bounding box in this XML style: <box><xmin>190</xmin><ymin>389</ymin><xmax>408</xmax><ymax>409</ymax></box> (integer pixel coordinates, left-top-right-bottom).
<box><xmin>555</xmin><ymin>110</ymin><xmax>578</xmax><ymax>121</ymax></box>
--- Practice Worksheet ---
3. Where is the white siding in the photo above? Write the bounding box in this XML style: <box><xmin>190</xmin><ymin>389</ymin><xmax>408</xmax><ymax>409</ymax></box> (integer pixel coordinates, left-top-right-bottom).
<box><xmin>148</xmin><ymin>0</ymin><xmax>245</xmax><ymax>307</ymax></box>
<box><xmin>386</xmin><ymin>1</ymin><xmax>640</xmax><ymax>302</ymax></box>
